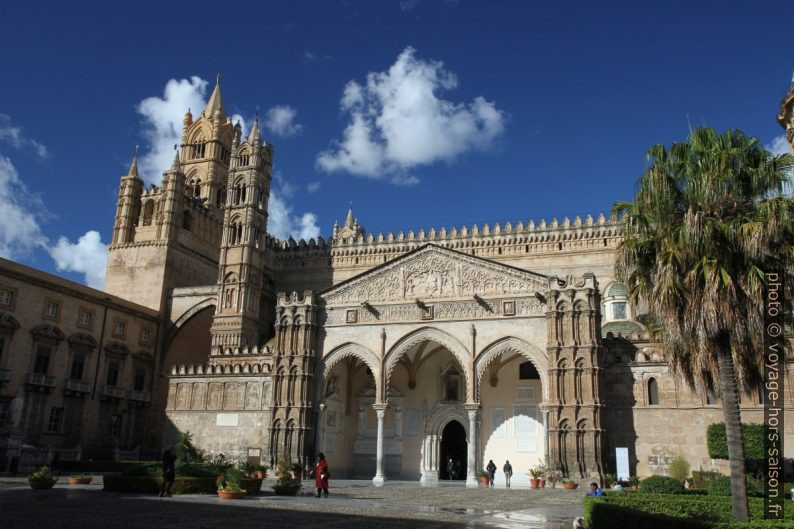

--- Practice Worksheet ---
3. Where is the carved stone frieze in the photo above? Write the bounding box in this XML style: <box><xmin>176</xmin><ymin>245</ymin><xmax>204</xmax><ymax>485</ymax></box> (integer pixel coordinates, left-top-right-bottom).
<box><xmin>321</xmin><ymin>244</ymin><xmax>547</xmax><ymax>306</ymax></box>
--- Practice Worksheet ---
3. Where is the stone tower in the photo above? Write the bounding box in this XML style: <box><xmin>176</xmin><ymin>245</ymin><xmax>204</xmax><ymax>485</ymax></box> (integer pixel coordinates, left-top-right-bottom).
<box><xmin>210</xmin><ymin>117</ymin><xmax>275</xmax><ymax>352</ymax></box>
<box><xmin>544</xmin><ymin>274</ymin><xmax>605</xmax><ymax>479</ymax></box>
<box><xmin>103</xmin><ymin>77</ymin><xmax>232</xmax><ymax>311</ymax></box>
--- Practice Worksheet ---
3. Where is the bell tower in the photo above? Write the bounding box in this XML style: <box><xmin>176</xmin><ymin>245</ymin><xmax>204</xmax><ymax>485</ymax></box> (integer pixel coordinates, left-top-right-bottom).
<box><xmin>210</xmin><ymin>117</ymin><xmax>275</xmax><ymax>352</ymax></box>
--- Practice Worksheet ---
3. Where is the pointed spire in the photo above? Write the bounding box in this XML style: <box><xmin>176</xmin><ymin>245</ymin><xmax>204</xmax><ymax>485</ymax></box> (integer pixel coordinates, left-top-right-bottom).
<box><xmin>127</xmin><ymin>146</ymin><xmax>139</xmax><ymax>177</ymax></box>
<box><xmin>203</xmin><ymin>73</ymin><xmax>224</xmax><ymax>117</ymax></box>
<box><xmin>248</xmin><ymin>115</ymin><xmax>260</xmax><ymax>143</ymax></box>
<box><xmin>344</xmin><ymin>203</ymin><xmax>355</xmax><ymax>228</ymax></box>
<box><xmin>170</xmin><ymin>150</ymin><xmax>181</xmax><ymax>172</ymax></box>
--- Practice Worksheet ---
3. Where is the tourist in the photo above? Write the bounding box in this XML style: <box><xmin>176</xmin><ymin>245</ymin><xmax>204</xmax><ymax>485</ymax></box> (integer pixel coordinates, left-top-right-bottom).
<box><xmin>447</xmin><ymin>457</ymin><xmax>456</xmax><ymax>480</ymax></box>
<box><xmin>159</xmin><ymin>445</ymin><xmax>176</xmax><ymax>497</ymax></box>
<box><xmin>586</xmin><ymin>482</ymin><xmax>603</xmax><ymax>497</ymax></box>
<box><xmin>486</xmin><ymin>460</ymin><xmax>497</xmax><ymax>488</ymax></box>
<box><xmin>315</xmin><ymin>452</ymin><xmax>330</xmax><ymax>498</ymax></box>
<box><xmin>503</xmin><ymin>460</ymin><xmax>513</xmax><ymax>487</ymax></box>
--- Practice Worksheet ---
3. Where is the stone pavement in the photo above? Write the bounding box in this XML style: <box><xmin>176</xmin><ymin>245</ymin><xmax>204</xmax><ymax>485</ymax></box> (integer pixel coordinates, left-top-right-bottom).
<box><xmin>0</xmin><ymin>477</ymin><xmax>584</xmax><ymax>528</ymax></box>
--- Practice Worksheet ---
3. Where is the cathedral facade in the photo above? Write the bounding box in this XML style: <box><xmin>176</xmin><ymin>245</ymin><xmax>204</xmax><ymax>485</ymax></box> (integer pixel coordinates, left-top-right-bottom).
<box><xmin>1</xmin><ymin>78</ymin><xmax>792</xmax><ymax>484</ymax></box>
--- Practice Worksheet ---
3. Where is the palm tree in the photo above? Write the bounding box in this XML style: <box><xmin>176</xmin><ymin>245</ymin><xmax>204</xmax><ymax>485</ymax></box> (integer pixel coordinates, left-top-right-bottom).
<box><xmin>614</xmin><ymin>127</ymin><xmax>793</xmax><ymax>521</ymax></box>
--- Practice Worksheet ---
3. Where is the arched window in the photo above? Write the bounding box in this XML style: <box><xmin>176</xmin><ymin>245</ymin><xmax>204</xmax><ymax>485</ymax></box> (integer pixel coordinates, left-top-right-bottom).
<box><xmin>647</xmin><ymin>377</ymin><xmax>659</xmax><ymax>405</ymax></box>
<box><xmin>142</xmin><ymin>201</ymin><xmax>154</xmax><ymax>226</ymax></box>
<box><xmin>188</xmin><ymin>178</ymin><xmax>201</xmax><ymax>198</ymax></box>
<box><xmin>519</xmin><ymin>361</ymin><xmax>540</xmax><ymax>380</ymax></box>
<box><xmin>216</xmin><ymin>186</ymin><xmax>226</xmax><ymax>207</ymax></box>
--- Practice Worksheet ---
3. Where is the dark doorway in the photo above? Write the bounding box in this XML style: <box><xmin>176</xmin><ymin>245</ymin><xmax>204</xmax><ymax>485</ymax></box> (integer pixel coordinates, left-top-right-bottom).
<box><xmin>439</xmin><ymin>420</ymin><xmax>467</xmax><ymax>480</ymax></box>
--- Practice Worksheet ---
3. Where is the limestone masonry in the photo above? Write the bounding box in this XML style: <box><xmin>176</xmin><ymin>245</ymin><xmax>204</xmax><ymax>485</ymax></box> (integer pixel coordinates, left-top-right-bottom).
<box><xmin>1</xmin><ymin>77</ymin><xmax>792</xmax><ymax>483</ymax></box>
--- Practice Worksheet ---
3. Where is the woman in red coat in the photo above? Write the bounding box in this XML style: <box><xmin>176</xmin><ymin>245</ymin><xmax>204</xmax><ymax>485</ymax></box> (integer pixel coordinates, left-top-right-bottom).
<box><xmin>314</xmin><ymin>452</ymin><xmax>330</xmax><ymax>498</ymax></box>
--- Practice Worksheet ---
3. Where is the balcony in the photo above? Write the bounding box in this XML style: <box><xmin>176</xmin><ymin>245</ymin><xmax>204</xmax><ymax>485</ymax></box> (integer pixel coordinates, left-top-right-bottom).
<box><xmin>0</xmin><ymin>368</ymin><xmax>9</xmax><ymax>383</ymax></box>
<box><xmin>25</xmin><ymin>372</ymin><xmax>56</xmax><ymax>390</ymax></box>
<box><xmin>63</xmin><ymin>378</ymin><xmax>92</xmax><ymax>395</ymax></box>
<box><xmin>128</xmin><ymin>390</ymin><xmax>151</xmax><ymax>405</ymax></box>
<box><xmin>100</xmin><ymin>385</ymin><xmax>127</xmax><ymax>400</ymax></box>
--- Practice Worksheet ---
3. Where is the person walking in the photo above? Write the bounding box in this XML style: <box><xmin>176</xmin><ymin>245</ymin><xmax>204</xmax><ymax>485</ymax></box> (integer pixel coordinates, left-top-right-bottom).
<box><xmin>447</xmin><ymin>457</ymin><xmax>456</xmax><ymax>480</ymax></box>
<box><xmin>503</xmin><ymin>460</ymin><xmax>513</xmax><ymax>488</ymax></box>
<box><xmin>159</xmin><ymin>445</ymin><xmax>176</xmax><ymax>497</ymax></box>
<box><xmin>314</xmin><ymin>453</ymin><xmax>330</xmax><ymax>498</ymax></box>
<box><xmin>486</xmin><ymin>460</ymin><xmax>497</xmax><ymax>488</ymax></box>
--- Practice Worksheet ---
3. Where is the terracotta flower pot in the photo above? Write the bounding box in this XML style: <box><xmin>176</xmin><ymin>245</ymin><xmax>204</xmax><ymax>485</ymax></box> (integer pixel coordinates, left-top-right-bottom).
<box><xmin>29</xmin><ymin>480</ymin><xmax>57</xmax><ymax>490</ymax></box>
<box><xmin>562</xmin><ymin>482</ymin><xmax>579</xmax><ymax>490</ymax></box>
<box><xmin>255</xmin><ymin>470</ymin><xmax>265</xmax><ymax>479</ymax></box>
<box><xmin>530</xmin><ymin>478</ymin><xmax>540</xmax><ymax>489</ymax></box>
<box><xmin>539</xmin><ymin>479</ymin><xmax>546</xmax><ymax>488</ymax></box>
<box><xmin>479</xmin><ymin>476</ymin><xmax>490</xmax><ymax>487</ymax></box>
<box><xmin>217</xmin><ymin>490</ymin><xmax>246</xmax><ymax>500</ymax></box>
<box><xmin>68</xmin><ymin>477</ymin><xmax>92</xmax><ymax>485</ymax></box>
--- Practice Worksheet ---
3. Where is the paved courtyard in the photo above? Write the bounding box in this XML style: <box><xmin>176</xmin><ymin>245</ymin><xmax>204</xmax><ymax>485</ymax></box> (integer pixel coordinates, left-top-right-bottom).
<box><xmin>0</xmin><ymin>478</ymin><xmax>584</xmax><ymax>528</ymax></box>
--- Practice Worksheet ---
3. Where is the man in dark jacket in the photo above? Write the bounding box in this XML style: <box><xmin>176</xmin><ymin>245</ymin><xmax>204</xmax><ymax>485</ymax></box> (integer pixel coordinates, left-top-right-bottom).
<box><xmin>159</xmin><ymin>445</ymin><xmax>177</xmax><ymax>497</ymax></box>
<box><xmin>486</xmin><ymin>460</ymin><xmax>497</xmax><ymax>488</ymax></box>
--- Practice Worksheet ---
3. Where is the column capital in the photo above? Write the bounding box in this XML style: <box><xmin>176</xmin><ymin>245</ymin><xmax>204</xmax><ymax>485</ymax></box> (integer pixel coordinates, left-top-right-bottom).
<box><xmin>464</xmin><ymin>403</ymin><xmax>480</xmax><ymax>412</ymax></box>
<box><xmin>372</xmin><ymin>403</ymin><xmax>388</xmax><ymax>412</ymax></box>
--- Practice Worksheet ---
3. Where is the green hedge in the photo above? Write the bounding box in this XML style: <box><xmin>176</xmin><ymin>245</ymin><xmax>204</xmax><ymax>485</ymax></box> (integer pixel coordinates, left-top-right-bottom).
<box><xmin>638</xmin><ymin>475</ymin><xmax>685</xmax><ymax>494</ymax></box>
<box><xmin>707</xmin><ymin>476</ymin><xmax>764</xmax><ymax>498</ymax></box>
<box><xmin>103</xmin><ymin>474</ymin><xmax>263</xmax><ymax>495</ymax></box>
<box><xmin>706</xmin><ymin>423</ymin><xmax>764</xmax><ymax>461</ymax></box>
<box><xmin>583</xmin><ymin>493</ymin><xmax>794</xmax><ymax>529</ymax></box>
<box><xmin>57</xmin><ymin>460</ymin><xmax>160</xmax><ymax>474</ymax></box>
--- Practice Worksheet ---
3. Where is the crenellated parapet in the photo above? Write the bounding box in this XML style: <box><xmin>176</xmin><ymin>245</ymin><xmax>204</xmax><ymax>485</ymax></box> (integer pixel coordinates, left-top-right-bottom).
<box><xmin>269</xmin><ymin>212</ymin><xmax>625</xmax><ymax>276</ymax></box>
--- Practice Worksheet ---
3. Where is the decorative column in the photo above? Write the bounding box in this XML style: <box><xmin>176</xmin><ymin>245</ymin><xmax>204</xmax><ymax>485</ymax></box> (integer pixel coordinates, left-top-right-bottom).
<box><xmin>543</xmin><ymin>409</ymin><xmax>550</xmax><ymax>463</ymax></box>
<box><xmin>372</xmin><ymin>404</ymin><xmax>387</xmax><ymax>486</ymax></box>
<box><xmin>465</xmin><ymin>404</ymin><xmax>479</xmax><ymax>488</ymax></box>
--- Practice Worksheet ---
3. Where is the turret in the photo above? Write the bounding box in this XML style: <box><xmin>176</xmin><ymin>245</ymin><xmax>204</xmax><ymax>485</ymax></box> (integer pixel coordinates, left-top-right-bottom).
<box><xmin>158</xmin><ymin>151</ymin><xmax>185</xmax><ymax>241</ymax></box>
<box><xmin>111</xmin><ymin>151</ymin><xmax>144</xmax><ymax>244</ymax></box>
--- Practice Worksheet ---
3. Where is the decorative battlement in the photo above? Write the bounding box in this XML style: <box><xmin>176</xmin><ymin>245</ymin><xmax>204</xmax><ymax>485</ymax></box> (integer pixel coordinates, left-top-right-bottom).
<box><xmin>271</xmin><ymin>212</ymin><xmax>623</xmax><ymax>254</ymax></box>
<box><xmin>170</xmin><ymin>358</ymin><xmax>273</xmax><ymax>377</ymax></box>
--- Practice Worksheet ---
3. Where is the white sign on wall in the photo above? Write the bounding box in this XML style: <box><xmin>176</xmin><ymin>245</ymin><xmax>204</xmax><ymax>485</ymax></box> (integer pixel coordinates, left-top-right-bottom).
<box><xmin>616</xmin><ymin>447</ymin><xmax>630</xmax><ymax>481</ymax></box>
<box><xmin>516</xmin><ymin>387</ymin><xmax>535</xmax><ymax>400</ymax></box>
<box><xmin>491</xmin><ymin>408</ymin><xmax>507</xmax><ymax>438</ymax></box>
<box><xmin>514</xmin><ymin>405</ymin><xmax>539</xmax><ymax>437</ymax></box>
<box><xmin>216</xmin><ymin>413</ymin><xmax>239</xmax><ymax>427</ymax></box>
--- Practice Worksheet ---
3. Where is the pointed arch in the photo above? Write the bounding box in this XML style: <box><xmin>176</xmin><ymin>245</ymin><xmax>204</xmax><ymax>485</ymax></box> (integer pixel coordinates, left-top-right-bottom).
<box><xmin>384</xmin><ymin>327</ymin><xmax>472</xmax><ymax>405</ymax></box>
<box><xmin>474</xmin><ymin>336</ymin><xmax>548</xmax><ymax>401</ymax></box>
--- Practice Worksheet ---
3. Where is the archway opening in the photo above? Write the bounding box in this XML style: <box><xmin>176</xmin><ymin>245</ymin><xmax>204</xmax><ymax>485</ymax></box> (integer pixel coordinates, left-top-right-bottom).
<box><xmin>439</xmin><ymin>420</ymin><xmax>467</xmax><ymax>480</ymax></box>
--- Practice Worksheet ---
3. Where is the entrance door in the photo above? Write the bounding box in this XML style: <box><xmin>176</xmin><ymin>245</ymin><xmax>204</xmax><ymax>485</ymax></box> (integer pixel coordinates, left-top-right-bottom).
<box><xmin>439</xmin><ymin>420</ymin><xmax>467</xmax><ymax>480</ymax></box>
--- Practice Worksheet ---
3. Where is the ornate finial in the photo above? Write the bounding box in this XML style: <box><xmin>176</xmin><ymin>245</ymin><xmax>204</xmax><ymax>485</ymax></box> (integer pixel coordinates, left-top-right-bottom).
<box><xmin>216</xmin><ymin>72</ymin><xmax>221</xmax><ymax>85</ymax></box>
<box><xmin>128</xmin><ymin>146</ymin><xmax>139</xmax><ymax>177</ymax></box>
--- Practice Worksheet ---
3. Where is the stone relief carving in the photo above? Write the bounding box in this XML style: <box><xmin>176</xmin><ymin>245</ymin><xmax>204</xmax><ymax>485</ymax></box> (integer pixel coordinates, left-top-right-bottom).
<box><xmin>322</xmin><ymin>246</ymin><xmax>547</xmax><ymax>306</ymax></box>
<box><xmin>208</xmin><ymin>383</ymin><xmax>223</xmax><ymax>410</ymax></box>
<box><xmin>191</xmin><ymin>383</ymin><xmax>207</xmax><ymax>410</ymax></box>
<box><xmin>176</xmin><ymin>383</ymin><xmax>191</xmax><ymax>410</ymax></box>
<box><xmin>324</xmin><ymin>297</ymin><xmax>544</xmax><ymax>325</ymax></box>
<box><xmin>246</xmin><ymin>381</ymin><xmax>261</xmax><ymax>409</ymax></box>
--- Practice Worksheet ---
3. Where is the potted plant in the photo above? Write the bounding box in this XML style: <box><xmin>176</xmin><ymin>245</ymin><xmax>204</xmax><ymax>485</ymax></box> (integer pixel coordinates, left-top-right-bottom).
<box><xmin>628</xmin><ymin>476</ymin><xmax>640</xmax><ymax>490</ymax></box>
<box><xmin>216</xmin><ymin>468</ymin><xmax>246</xmax><ymax>500</ymax></box>
<box><xmin>272</xmin><ymin>457</ymin><xmax>302</xmax><ymax>496</ymax></box>
<box><xmin>603</xmin><ymin>473</ymin><xmax>616</xmax><ymax>489</ymax></box>
<box><xmin>546</xmin><ymin>469</ymin><xmax>561</xmax><ymax>488</ymax></box>
<box><xmin>237</xmin><ymin>460</ymin><xmax>258</xmax><ymax>478</ymax></box>
<box><xmin>255</xmin><ymin>464</ymin><xmax>269</xmax><ymax>480</ymax></box>
<box><xmin>29</xmin><ymin>466</ymin><xmax>57</xmax><ymax>490</ymax></box>
<box><xmin>67</xmin><ymin>473</ymin><xmax>93</xmax><ymax>485</ymax></box>
<box><xmin>290</xmin><ymin>461</ymin><xmax>303</xmax><ymax>480</ymax></box>
<box><xmin>561</xmin><ymin>478</ymin><xmax>578</xmax><ymax>490</ymax></box>
<box><xmin>478</xmin><ymin>470</ymin><xmax>490</xmax><ymax>487</ymax></box>
<box><xmin>528</xmin><ymin>465</ymin><xmax>544</xmax><ymax>489</ymax></box>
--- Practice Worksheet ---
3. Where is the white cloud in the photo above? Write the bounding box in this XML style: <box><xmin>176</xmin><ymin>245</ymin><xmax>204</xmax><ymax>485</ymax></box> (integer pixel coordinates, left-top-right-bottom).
<box><xmin>48</xmin><ymin>231</ymin><xmax>108</xmax><ymax>289</ymax></box>
<box><xmin>265</xmin><ymin>105</ymin><xmax>303</xmax><ymax>137</ymax></box>
<box><xmin>0</xmin><ymin>156</ymin><xmax>48</xmax><ymax>259</ymax></box>
<box><xmin>307</xmin><ymin>181</ymin><xmax>322</xmax><ymax>193</ymax></box>
<box><xmin>767</xmin><ymin>134</ymin><xmax>790</xmax><ymax>156</ymax></box>
<box><xmin>136</xmin><ymin>76</ymin><xmax>208</xmax><ymax>184</ymax></box>
<box><xmin>268</xmin><ymin>191</ymin><xmax>320</xmax><ymax>241</ymax></box>
<box><xmin>0</xmin><ymin>113</ymin><xmax>48</xmax><ymax>158</ymax></box>
<box><xmin>317</xmin><ymin>46</ymin><xmax>505</xmax><ymax>183</ymax></box>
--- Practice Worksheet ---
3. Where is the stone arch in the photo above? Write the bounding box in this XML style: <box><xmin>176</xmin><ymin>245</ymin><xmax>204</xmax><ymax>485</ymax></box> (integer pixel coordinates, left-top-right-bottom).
<box><xmin>424</xmin><ymin>402</ymin><xmax>469</xmax><ymax>437</ymax></box>
<box><xmin>315</xmin><ymin>342</ymin><xmax>381</xmax><ymax>405</ymax></box>
<box><xmin>384</xmin><ymin>327</ymin><xmax>472</xmax><ymax>404</ymax></box>
<box><xmin>474</xmin><ymin>336</ymin><xmax>548</xmax><ymax>401</ymax></box>
<box><xmin>165</xmin><ymin>297</ymin><xmax>216</xmax><ymax>351</ymax></box>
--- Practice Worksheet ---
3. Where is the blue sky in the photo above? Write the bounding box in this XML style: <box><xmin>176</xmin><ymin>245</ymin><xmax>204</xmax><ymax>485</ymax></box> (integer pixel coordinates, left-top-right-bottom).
<box><xmin>0</xmin><ymin>0</ymin><xmax>791</xmax><ymax>288</ymax></box>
